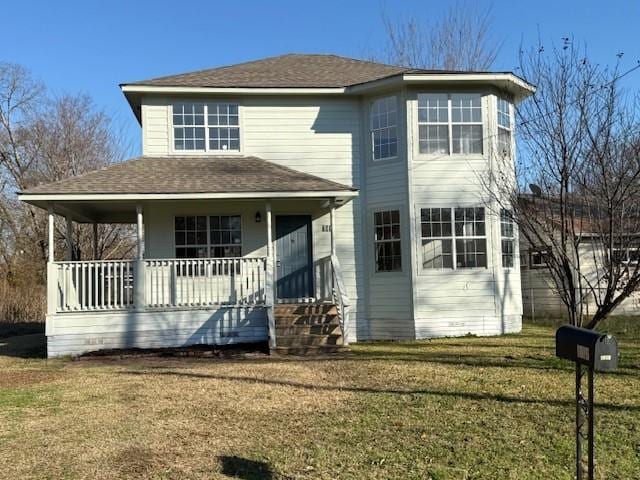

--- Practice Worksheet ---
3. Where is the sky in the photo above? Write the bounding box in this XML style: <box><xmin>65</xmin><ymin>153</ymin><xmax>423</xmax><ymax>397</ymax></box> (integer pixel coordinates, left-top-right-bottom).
<box><xmin>2</xmin><ymin>0</ymin><xmax>640</xmax><ymax>154</ymax></box>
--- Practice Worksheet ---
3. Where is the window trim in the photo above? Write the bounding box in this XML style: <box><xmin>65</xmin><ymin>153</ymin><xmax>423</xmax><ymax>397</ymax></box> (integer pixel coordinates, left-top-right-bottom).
<box><xmin>500</xmin><ymin>208</ymin><xmax>516</xmax><ymax>269</ymax></box>
<box><xmin>169</xmin><ymin>101</ymin><xmax>243</xmax><ymax>155</ymax></box>
<box><xmin>611</xmin><ymin>247</ymin><xmax>640</xmax><ymax>267</ymax></box>
<box><xmin>529</xmin><ymin>247</ymin><xmax>550</xmax><ymax>269</ymax></box>
<box><xmin>372</xmin><ymin>208</ymin><xmax>403</xmax><ymax>274</ymax></box>
<box><xmin>496</xmin><ymin>97</ymin><xmax>513</xmax><ymax>158</ymax></box>
<box><xmin>172</xmin><ymin>214</ymin><xmax>243</xmax><ymax>259</ymax></box>
<box><xmin>416</xmin><ymin>92</ymin><xmax>485</xmax><ymax>158</ymax></box>
<box><xmin>370</xmin><ymin>95</ymin><xmax>399</xmax><ymax>162</ymax></box>
<box><xmin>419</xmin><ymin>206</ymin><xmax>489</xmax><ymax>271</ymax></box>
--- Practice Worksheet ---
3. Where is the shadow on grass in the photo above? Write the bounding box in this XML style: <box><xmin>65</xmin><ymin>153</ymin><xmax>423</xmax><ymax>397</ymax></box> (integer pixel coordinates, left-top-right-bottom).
<box><xmin>0</xmin><ymin>322</ymin><xmax>44</xmax><ymax>339</ymax></box>
<box><xmin>0</xmin><ymin>333</ymin><xmax>46</xmax><ymax>358</ymax></box>
<box><xmin>121</xmin><ymin>370</ymin><xmax>640</xmax><ymax>412</ymax></box>
<box><xmin>219</xmin><ymin>455</ymin><xmax>273</xmax><ymax>480</ymax></box>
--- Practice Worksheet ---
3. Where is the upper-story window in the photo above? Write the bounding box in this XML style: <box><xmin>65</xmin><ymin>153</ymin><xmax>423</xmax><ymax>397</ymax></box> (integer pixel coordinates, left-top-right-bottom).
<box><xmin>371</xmin><ymin>96</ymin><xmax>398</xmax><ymax>161</ymax></box>
<box><xmin>417</xmin><ymin>93</ymin><xmax>483</xmax><ymax>155</ymax></box>
<box><xmin>173</xmin><ymin>102</ymin><xmax>240</xmax><ymax>152</ymax></box>
<box><xmin>497</xmin><ymin>97</ymin><xmax>513</xmax><ymax>157</ymax></box>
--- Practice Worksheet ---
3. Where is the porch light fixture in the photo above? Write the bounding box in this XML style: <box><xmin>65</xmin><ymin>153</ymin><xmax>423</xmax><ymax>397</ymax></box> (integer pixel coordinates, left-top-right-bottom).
<box><xmin>255</xmin><ymin>211</ymin><xmax>262</xmax><ymax>223</ymax></box>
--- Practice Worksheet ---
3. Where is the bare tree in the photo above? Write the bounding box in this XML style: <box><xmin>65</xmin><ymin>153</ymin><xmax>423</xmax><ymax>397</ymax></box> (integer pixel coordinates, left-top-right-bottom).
<box><xmin>0</xmin><ymin>62</ymin><xmax>133</xmax><ymax>322</ymax></box>
<box><xmin>491</xmin><ymin>41</ymin><xmax>640</xmax><ymax>328</ymax></box>
<box><xmin>380</xmin><ymin>1</ymin><xmax>501</xmax><ymax>70</ymax></box>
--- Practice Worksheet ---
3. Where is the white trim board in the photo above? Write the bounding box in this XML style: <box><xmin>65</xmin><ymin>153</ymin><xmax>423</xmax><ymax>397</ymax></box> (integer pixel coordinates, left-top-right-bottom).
<box><xmin>19</xmin><ymin>190</ymin><xmax>359</xmax><ymax>202</ymax></box>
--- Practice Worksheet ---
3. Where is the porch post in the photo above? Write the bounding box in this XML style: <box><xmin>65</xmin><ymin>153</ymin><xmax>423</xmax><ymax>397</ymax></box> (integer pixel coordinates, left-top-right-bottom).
<box><xmin>65</xmin><ymin>216</ymin><xmax>73</xmax><ymax>261</ymax></box>
<box><xmin>93</xmin><ymin>223</ymin><xmax>99</xmax><ymax>260</ymax></box>
<box><xmin>47</xmin><ymin>207</ymin><xmax>57</xmax><ymax>318</ymax></box>
<box><xmin>329</xmin><ymin>198</ymin><xmax>336</xmax><ymax>258</ymax></box>
<box><xmin>136</xmin><ymin>205</ymin><xmax>145</xmax><ymax>260</ymax></box>
<box><xmin>133</xmin><ymin>204</ymin><xmax>146</xmax><ymax>310</ymax></box>
<box><xmin>265</xmin><ymin>201</ymin><xmax>276</xmax><ymax>349</ymax></box>
<box><xmin>47</xmin><ymin>206</ymin><xmax>55</xmax><ymax>263</ymax></box>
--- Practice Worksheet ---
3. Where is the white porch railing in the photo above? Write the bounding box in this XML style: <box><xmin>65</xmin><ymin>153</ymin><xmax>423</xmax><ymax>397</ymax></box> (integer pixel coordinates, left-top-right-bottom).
<box><xmin>54</xmin><ymin>260</ymin><xmax>135</xmax><ymax>312</ymax></box>
<box><xmin>51</xmin><ymin>257</ymin><xmax>267</xmax><ymax>313</ymax></box>
<box><xmin>330</xmin><ymin>254</ymin><xmax>351</xmax><ymax>345</ymax></box>
<box><xmin>144</xmin><ymin>257</ymin><xmax>266</xmax><ymax>308</ymax></box>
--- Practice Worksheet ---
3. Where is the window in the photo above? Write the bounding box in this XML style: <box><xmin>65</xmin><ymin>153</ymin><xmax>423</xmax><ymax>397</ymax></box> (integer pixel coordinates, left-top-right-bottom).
<box><xmin>371</xmin><ymin>96</ymin><xmax>398</xmax><ymax>160</ymax></box>
<box><xmin>210</xmin><ymin>215</ymin><xmax>242</xmax><ymax>257</ymax></box>
<box><xmin>174</xmin><ymin>216</ymin><xmax>208</xmax><ymax>258</ymax></box>
<box><xmin>374</xmin><ymin>210</ymin><xmax>402</xmax><ymax>272</ymax></box>
<box><xmin>208</xmin><ymin>103</ymin><xmax>240</xmax><ymax>151</ymax></box>
<box><xmin>611</xmin><ymin>247</ymin><xmax>640</xmax><ymax>266</ymax></box>
<box><xmin>530</xmin><ymin>248</ymin><xmax>550</xmax><ymax>268</ymax></box>
<box><xmin>454</xmin><ymin>207</ymin><xmax>487</xmax><ymax>267</ymax></box>
<box><xmin>174</xmin><ymin>215</ymin><xmax>242</xmax><ymax>258</ymax></box>
<box><xmin>418</xmin><ymin>93</ymin><xmax>449</xmax><ymax>154</ymax></box>
<box><xmin>421</xmin><ymin>208</ymin><xmax>453</xmax><ymax>268</ymax></box>
<box><xmin>500</xmin><ymin>209</ymin><xmax>515</xmax><ymax>268</ymax></box>
<box><xmin>420</xmin><ymin>207</ymin><xmax>487</xmax><ymax>269</ymax></box>
<box><xmin>418</xmin><ymin>93</ymin><xmax>483</xmax><ymax>155</ymax></box>
<box><xmin>451</xmin><ymin>94</ymin><xmax>483</xmax><ymax>154</ymax></box>
<box><xmin>497</xmin><ymin>97</ymin><xmax>513</xmax><ymax>157</ymax></box>
<box><xmin>173</xmin><ymin>103</ymin><xmax>205</xmax><ymax>151</ymax></box>
<box><xmin>173</xmin><ymin>102</ymin><xmax>240</xmax><ymax>152</ymax></box>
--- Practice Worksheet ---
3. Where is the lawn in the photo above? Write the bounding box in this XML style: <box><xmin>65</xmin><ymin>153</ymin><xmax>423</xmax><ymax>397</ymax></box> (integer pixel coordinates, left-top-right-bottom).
<box><xmin>0</xmin><ymin>319</ymin><xmax>638</xmax><ymax>480</ymax></box>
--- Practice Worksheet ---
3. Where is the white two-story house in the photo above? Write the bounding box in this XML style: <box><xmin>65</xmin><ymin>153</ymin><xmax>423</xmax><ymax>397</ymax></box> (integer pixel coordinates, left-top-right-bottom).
<box><xmin>18</xmin><ymin>54</ymin><xmax>535</xmax><ymax>357</ymax></box>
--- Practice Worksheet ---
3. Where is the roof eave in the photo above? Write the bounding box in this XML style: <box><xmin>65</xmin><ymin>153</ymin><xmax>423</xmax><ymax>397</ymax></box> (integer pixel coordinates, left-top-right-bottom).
<box><xmin>18</xmin><ymin>189</ymin><xmax>359</xmax><ymax>203</ymax></box>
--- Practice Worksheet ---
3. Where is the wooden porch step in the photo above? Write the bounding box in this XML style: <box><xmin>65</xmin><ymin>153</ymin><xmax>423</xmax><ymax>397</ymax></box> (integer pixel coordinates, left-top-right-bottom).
<box><xmin>276</xmin><ymin>333</ymin><xmax>343</xmax><ymax>348</ymax></box>
<box><xmin>272</xmin><ymin>345</ymin><xmax>350</xmax><ymax>356</ymax></box>
<box><xmin>274</xmin><ymin>314</ymin><xmax>339</xmax><ymax>326</ymax></box>
<box><xmin>274</xmin><ymin>304</ymin><xmax>338</xmax><ymax>316</ymax></box>
<box><xmin>275</xmin><ymin>324</ymin><xmax>341</xmax><ymax>336</ymax></box>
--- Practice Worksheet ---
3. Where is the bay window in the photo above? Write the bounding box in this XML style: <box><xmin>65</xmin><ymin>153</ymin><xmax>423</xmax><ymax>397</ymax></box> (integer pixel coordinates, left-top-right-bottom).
<box><xmin>421</xmin><ymin>207</ymin><xmax>487</xmax><ymax>269</ymax></box>
<box><xmin>418</xmin><ymin>93</ymin><xmax>483</xmax><ymax>155</ymax></box>
<box><xmin>500</xmin><ymin>209</ymin><xmax>515</xmax><ymax>268</ymax></box>
<box><xmin>371</xmin><ymin>96</ymin><xmax>398</xmax><ymax>160</ymax></box>
<box><xmin>497</xmin><ymin>97</ymin><xmax>513</xmax><ymax>157</ymax></box>
<box><xmin>374</xmin><ymin>210</ymin><xmax>402</xmax><ymax>272</ymax></box>
<box><xmin>173</xmin><ymin>102</ymin><xmax>240</xmax><ymax>152</ymax></box>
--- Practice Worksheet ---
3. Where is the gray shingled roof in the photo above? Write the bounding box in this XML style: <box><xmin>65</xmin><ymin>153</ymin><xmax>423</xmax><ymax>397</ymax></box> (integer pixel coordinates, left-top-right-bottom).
<box><xmin>123</xmin><ymin>53</ymin><xmax>469</xmax><ymax>89</ymax></box>
<box><xmin>21</xmin><ymin>156</ymin><xmax>357</xmax><ymax>195</ymax></box>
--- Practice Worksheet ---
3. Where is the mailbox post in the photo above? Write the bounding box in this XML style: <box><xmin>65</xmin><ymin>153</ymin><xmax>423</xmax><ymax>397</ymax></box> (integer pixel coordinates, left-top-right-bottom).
<box><xmin>555</xmin><ymin>325</ymin><xmax>618</xmax><ymax>480</ymax></box>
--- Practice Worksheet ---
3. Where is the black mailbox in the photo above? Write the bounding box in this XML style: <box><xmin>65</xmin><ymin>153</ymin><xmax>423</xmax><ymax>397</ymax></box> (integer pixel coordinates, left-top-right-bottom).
<box><xmin>555</xmin><ymin>325</ymin><xmax>618</xmax><ymax>372</ymax></box>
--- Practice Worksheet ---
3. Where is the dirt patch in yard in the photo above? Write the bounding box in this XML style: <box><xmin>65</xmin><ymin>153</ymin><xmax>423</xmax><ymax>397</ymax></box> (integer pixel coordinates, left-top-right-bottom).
<box><xmin>0</xmin><ymin>370</ymin><xmax>61</xmax><ymax>388</ymax></box>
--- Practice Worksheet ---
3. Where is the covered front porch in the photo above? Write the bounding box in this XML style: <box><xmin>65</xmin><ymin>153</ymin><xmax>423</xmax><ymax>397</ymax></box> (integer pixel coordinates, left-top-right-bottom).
<box><xmin>35</xmin><ymin>197</ymin><xmax>351</xmax><ymax>357</ymax></box>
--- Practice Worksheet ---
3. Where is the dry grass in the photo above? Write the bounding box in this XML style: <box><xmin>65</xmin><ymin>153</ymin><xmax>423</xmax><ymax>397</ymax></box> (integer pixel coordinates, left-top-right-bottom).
<box><xmin>0</xmin><ymin>278</ymin><xmax>46</xmax><ymax>325</ymax></box>
<box><xmin>0</xmin><ymin>319</ymin><xmax>638</xmax><ymax>479</ymax></box>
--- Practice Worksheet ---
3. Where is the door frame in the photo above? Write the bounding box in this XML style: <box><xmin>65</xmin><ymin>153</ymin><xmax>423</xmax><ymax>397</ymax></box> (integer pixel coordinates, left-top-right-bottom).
<box><xmin>274</xmin><ymin>214</ymin><xmax>314</xmax><ymax>300</ymax></box>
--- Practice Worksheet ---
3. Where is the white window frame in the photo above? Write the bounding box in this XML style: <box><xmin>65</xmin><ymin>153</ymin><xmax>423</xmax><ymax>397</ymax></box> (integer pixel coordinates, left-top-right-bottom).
<box><xmin>420</xmin><ymin>207</ymin><xmax>488</xmax><ymax>270</ymax></box>
<box><xmin>500</xmin><ymin>209</ymin><xmax>516</xmax><ymax>268</ymax></box>
<box><xmin>171</xmin><ymin>102</ymin><xmax>241</xmax><ymax>154</ymax></box>
<box><xmin>611</xmin><ymin>247</ymin><xmax>640</xmax><ymax>267</ymax></box>
<box><xmin>419</xmin><ymin>207</ymin><xmax>454</xmax><ymax>269</ymax></box>
<box><xmin>373</xmin><ymin>209</ymin><xmax>402</xmax><ymax>273</ymax></box>
<box><xmin>370</xmin><ymin>95</ymin><xmax>399</xmax><ymax>161</ymax></box>
<box><xmin>417</xmin><ymin>93</ymin><xmax>484</xmax><ymax>157</ymax></box>
<box><xmin>173</xmin><ymin>215</ymin><xmax>243</xmax><ymax>259</ymax></box>
<box><xmin>529</xmin><ymin>247</ymin><xmax>550</xmax><ymax>268</ymax></box>
<box><xmin>496</xmin><ymin>97</ymin><xmax>513</xmax><ymax>158</ymax></box>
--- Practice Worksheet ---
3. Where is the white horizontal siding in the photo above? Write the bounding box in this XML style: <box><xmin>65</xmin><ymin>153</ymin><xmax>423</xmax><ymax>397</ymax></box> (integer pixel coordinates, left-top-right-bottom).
<box><xmin>141</xmin><ymin>99</ymin><xmax>169</xmax><ymax>156</ymax></box>
<box><xmin>407</xmin><ymin>91</ymin><xmax>523</xmax><ymax>338</ymax></box>
<box><xmin>47</xmin><ymin>307</ymin><xmax>268</xmax><ymax>357</ymax></box>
